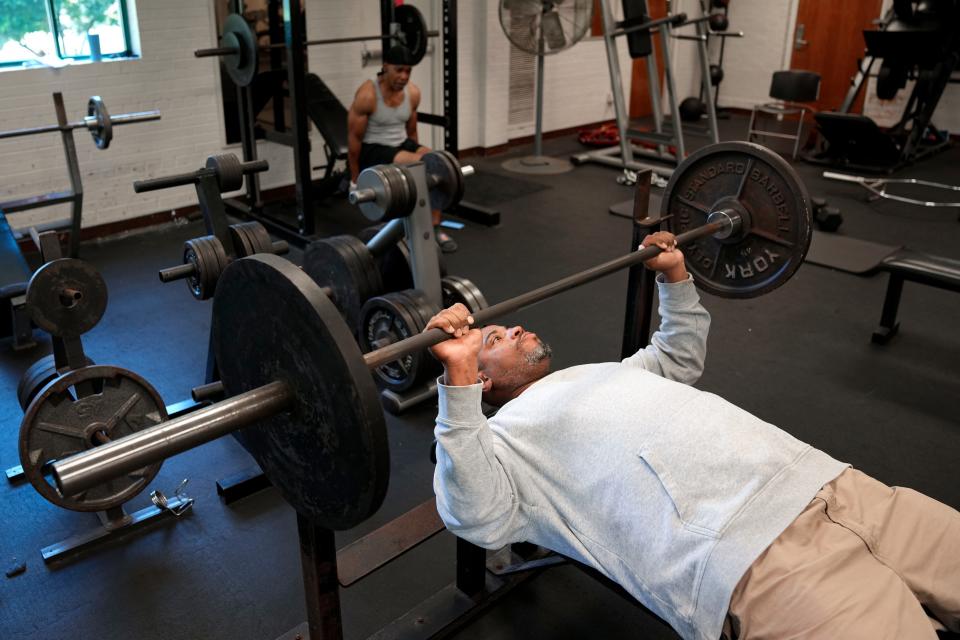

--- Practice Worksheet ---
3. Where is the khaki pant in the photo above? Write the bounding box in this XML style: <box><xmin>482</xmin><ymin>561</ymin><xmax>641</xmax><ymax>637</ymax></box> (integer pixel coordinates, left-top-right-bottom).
<box><xmin>724</xmin><ymin>468</ymin><xmax>960</xmax><ymax>639</ymax></box>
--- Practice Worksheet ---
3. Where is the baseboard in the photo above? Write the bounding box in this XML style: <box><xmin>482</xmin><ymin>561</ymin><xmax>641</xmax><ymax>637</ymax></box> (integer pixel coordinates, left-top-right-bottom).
<box><xmin>14</xmin><ymin>183</ymin><xmax>300</xmax><ymax>255</ymax></box>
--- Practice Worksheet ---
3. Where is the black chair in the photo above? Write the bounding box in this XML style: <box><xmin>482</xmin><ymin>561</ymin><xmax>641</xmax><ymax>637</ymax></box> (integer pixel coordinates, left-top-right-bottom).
<box><xmin>747</xmin><ymin>70</ymin><xmax>821</xmax><ymax>159</ymax></box>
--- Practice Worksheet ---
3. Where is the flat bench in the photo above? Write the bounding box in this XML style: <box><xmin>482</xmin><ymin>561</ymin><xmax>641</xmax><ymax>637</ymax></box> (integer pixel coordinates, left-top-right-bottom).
<box><xmin>804</xmin><ymin>230</ymin><xmax>960</xmax><ymax>344</ymax></box>
<box><xmin>874</xmin><ymin>249</ymin><xmax>960</xmax><ymax>344</ymax></box>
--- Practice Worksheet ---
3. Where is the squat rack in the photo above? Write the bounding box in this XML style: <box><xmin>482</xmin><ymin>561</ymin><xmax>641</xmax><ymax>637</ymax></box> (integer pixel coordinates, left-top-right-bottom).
<box><xmin>222</xmin><ymin>0</ymin><xmax>497</xmax><ymax>248</ymax></box>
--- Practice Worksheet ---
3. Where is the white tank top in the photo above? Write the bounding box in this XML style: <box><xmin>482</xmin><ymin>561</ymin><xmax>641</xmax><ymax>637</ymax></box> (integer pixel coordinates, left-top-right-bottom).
<box><xmin>363</xmin><ymin>77</ymin><xmax>410</xmax><ymax>146</ymax></box>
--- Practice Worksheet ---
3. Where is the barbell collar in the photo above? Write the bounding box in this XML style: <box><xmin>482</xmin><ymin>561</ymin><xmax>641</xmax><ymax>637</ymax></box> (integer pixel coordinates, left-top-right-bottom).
<box><xmin>53</xmin><ymin>380</ymin><xmax>293</xmax><ymax>497</ymax></box>
<box><xmin>706</xmin><ymin>209</ymin><xmax>741</xmax><ymax>240</ymax></box>
<box><xmin>195</xmin><ymin>46</ymin><xmax>240</xmax><ymax>57</ymax></box>
<box><xmin>272</xmin><ymin>240</ymin><xmax>290</xmax><ymax>255</ymax></box>
<box><xmin>349</xmin><ymin>188</ymin><xmax>378</xmax><ymax>205</ymax></box>
<box><xmin>191</xmin><ymin>380</ymin><xmax>225</xmax><ymax>402</ymax></box>
<box><xmin>159</xmin><ymin>263</ymin><xmax>196</xmax><ymax>283</ymax></box>
<box><xmin>363</xmin><ymin>218</ymin><xmax>729</xmax><ymax>369</ymax></box>
<box><xmin>428</xmin><ymin>164</ymin><xmax>475</xmax><ymax>189</ymax></box>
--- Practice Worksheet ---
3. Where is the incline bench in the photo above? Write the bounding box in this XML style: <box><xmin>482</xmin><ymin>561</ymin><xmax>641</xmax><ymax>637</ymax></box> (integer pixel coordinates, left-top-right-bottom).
<box><xmin>305</xmin><ymin>73</ymin><xmax>349</xmax><ymax>185</ymax></box>
<box><xmin>804</xmin><ymin>231</ymin><xmax>960</xmax><ymax>344</ymax></box>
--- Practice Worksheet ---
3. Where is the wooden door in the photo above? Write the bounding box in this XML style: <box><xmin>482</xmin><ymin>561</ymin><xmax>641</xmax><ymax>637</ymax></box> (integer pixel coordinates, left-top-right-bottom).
<box><xmin>790</xmin><ymin>0</ymin><xmax>883</xmax><ymax>113</ymax></box>
<box><xmin>628</xmin><ymin>0</ymin><xmax>666</xmax><ymax>119</ymax></box>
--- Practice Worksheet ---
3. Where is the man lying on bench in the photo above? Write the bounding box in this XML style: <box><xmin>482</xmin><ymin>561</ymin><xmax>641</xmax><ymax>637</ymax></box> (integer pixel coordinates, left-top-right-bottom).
<box><xmin>347</xmin><ymin>45</ymin><xmax>457</xmax><ymax>253</ymax></box>
<box><xmin>430</xmin><ymin>231</ymin><xmax>959</xmax><ymax>640</ymax></box>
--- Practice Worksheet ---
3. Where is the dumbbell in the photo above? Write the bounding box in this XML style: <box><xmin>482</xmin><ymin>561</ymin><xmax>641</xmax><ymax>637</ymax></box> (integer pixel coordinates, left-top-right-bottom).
<box><xmin>811</xmin><ymin>197</ymin><xmax>843</xmax><ymax>233</ymax></box>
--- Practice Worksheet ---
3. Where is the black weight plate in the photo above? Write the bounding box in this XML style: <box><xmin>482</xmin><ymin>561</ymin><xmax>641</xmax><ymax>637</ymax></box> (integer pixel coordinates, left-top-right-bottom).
<box><xmin>244</xmin><ymin>222</ymin><xmax>274</xmax><ymax>254</ymax></box>
<box><xmin>221</xmin><ymin>13</ymin><xmax>258</xmax><ymax>87</ymax></box>
<box><xmin>422</xmin><ymin>151</ymin><xmax>459</xmax><ymax>212</ymax></box>
<box><xmin>332</xmin><ymin>235</ymin><xmax>384</xmax><ymax>303</ymax></box>
<box><xmin>303</xmin><ymin>236</ymin><xmax>374</xmax><ymax>332</ymax></box>
<box><xmin>87</xmin><ymin>96</ymin><xmax>112</xmax><ymax>150</ymax></box>
<box><xmin>438</xmin><ymin>150</ymin><xmax>465</xmax><ymax>207</ymax></box>
<box><xmin>184</xmin><ymin>236</ymin><xmax>220</xmax><ymax>300</ymax></box>
<box><xmin>441</xmin><ymin>275</ymin><xmax>489</xmax><ymax>314</ymax></box>
<box><xmin>358</xmin><ymin>225</ymin><xmax>448</xmax><ymax>293</ymax></box>
<box><xmin>25</xmin><ymin>259</ymin><xmax>108</xmax><ymax>338</ymax></box>
<box><xmin>661</xmin><ymin>141</ymin><xmax>812</xmax><ymax>299</ymax></box>
<box><xmin>19</xmin><ymin>365</ymin><xmax>167</xmax><ymax>512</ymax></box>
<box><xmin>394</xmin><ymin>4</ymin><xmax>429</xmax><ymax>65</ymax></box>
<box><xmin>359</xmin><ymin>291</ymin><xmax>427</xmax><ymax>392</ymax></box>
<box><xmin>212</xmin><ymin>254</ymin><xmax>388</xmax><ymax>528</ymax></box>
<box><xmin>17</xmin><ymin>354</ymin><xmax>94</xmax><ymax>411</ymax></box>
<box><xmin>229</xmin><ymin>223</ymin><xmax>256</xmax><ymax>258</ymax></box>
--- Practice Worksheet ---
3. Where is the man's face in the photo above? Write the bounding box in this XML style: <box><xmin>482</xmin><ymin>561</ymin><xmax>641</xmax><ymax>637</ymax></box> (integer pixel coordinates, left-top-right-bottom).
<box><xmin>478</xmin><ymin>324</ymin><xmax>552</xmax><ymax>384</ymax></box>
<box><xmin>383</xmin><ymin>64</ymin><xmax>412</xmax><ymax>91</ymax></box>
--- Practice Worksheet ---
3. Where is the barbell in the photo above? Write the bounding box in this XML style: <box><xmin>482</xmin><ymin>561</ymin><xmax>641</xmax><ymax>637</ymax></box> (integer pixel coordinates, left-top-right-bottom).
<box><xmin>0</xmin><ymin>96</ymin><xmax>160</xmax><ymax>149</ymax></box>
<box><xmin>34</xmin><ymin>142</ymin><xmax>811</xmax><ymax>529</ymax></box>
<box><xmin>195</xmin><ymin>6</ymin><xmax>435</xmax><ymax>87</ymax></box>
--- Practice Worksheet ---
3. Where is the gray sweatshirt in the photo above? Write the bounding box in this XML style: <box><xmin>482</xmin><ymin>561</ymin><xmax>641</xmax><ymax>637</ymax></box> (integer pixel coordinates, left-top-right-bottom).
<box><xmin>433</xmin><ymin>276</ymin><xmax>848</xmax><ymax>640</ymax></box>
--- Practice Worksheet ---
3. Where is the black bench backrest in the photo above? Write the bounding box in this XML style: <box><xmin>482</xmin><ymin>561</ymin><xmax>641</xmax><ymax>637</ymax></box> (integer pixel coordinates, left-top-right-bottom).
<box><xmin>305</xmin><ymin>73</ymin><xmax>349</xmax><ymax>159</ymax></box>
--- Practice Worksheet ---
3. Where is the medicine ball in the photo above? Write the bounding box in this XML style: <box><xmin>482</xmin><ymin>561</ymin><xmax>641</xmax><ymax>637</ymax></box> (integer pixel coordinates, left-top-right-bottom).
<box><xmin>679</xmin><ymin>97</ymin><xmax>706</xmax><ymax>122</ymax></box>
<box><xmin>709</xmin><ymin>13</ymin><xmax>729</xmax><ymax>31</ymax></box>
<box><xmin>710</xmin><ymin>64</ymin><xmax>724</xmax><ymax>86</ymax></box>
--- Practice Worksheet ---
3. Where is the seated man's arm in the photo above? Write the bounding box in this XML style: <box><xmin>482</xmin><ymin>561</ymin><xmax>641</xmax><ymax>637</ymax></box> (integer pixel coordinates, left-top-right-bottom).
<box><xmin>347</xmin><ymin>82</ymin><xmax>374</xmax><ymax>182</ymax></box>
<box><xmin>405</xmin><ymin>83</ymin><xmax>421</xmax><ymax>145</ymax></box>
<box><xmin>430</xmin><ymin>305</ymin><xmax>529</xmax><ymax>549</ymax></box>
<box><xmin>621</xmin><ymin>232</ymin><xmax>711</xmax><ymax>384</ymax></box>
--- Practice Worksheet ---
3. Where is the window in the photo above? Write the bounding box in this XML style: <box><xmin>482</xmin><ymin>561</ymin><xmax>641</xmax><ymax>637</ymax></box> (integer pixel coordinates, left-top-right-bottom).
<box><xmin>0</xmin><ymin>0</ymin><xmax>136</xmax><ymax>69</ymax></box>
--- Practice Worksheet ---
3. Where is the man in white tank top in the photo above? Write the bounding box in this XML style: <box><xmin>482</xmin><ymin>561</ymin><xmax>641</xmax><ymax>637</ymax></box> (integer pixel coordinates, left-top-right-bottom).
<box><xmin>348</xmin><ymin>45</ymin><xmax>457</xmax><ymax>253</ymax></box>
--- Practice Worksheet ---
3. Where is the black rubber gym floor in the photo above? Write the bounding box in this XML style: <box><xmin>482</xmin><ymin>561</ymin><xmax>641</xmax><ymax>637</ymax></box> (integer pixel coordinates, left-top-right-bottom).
<box><xmin>1</xmin><ymin>117</ymin><xmax>958</xmax><ymax>640</ymax></box>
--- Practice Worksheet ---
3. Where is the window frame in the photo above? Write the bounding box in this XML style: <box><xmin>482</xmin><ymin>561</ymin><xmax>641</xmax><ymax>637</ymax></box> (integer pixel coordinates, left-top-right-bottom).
<box><xmin>0</xmin><ymin>0</ymin><xmax>136</xmax><ymax>68</ymax></box>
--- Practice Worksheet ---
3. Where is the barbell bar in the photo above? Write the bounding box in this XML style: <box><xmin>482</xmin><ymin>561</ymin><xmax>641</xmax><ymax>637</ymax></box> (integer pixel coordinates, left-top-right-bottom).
<box><xmin>195</xmin><ymin>30</ymin><xmax>439</xmax><ymax>56</ymax></box>
<box><xmin>0</xmin><ymin>97</ymin><xmax>160</xmax><ymax>146</ymax></box>
<box><xmin>45</xmin><ymin>141</ymin><xmax>811</xmax><ymax>527</ymax></box>
<box><xmin>196</xmin><ymin>6</ymin><xmax>435</xmax><ymax>87</ymax></box>
<box><xmin>54</xmin><ymin>209</ymin><xmax>740</xmax><ymax>495</ymax></box>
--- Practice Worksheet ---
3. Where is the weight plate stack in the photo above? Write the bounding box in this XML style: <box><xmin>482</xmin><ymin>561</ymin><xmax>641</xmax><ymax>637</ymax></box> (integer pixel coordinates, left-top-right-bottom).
<box><xmin>441</xmin><ymin>275</ymin><xmax>489</xmax><ymax>314</ymax></box>
<box><xmin>358</xmin><ymin>289</ymin><xmax>439</xmax><ymax>392</ymax></box>
<box><xmin>16</xmin><ymin>354</ymin><xmax>94</xmax><ymax>411</ymax></box>
<box><xmin>184</xmin><ymin>235</ymin><xmax>228</xmax><ymax>300</ymax></box>
<box><xmin>423</xmin><ymin>150</ymin><xmax>465</xmax><ymax>212</ymax></box>
<box><xmin>358</xmin><ymin>225</ymin><xmax>448</xmax><ymax>293</ymax></box>
<box><xmin>303</xmin><ymin>235</ymin><xmax>384</xmax><ymax>331</ymax></box>
<box><xmin>206</xmin><ymin>153</ymin><xmax>244</xmax><ymax>192</ymax></box>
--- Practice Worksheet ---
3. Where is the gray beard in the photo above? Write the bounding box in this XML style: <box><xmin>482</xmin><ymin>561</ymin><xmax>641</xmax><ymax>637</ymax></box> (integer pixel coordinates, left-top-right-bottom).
<box><xmin>524</xmin><ymin>341</ymin><xmax>552</xmax><ymax>365</ymax></box>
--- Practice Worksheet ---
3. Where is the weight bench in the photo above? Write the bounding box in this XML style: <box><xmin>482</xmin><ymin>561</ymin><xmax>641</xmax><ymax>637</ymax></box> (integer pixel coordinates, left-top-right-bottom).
<box><xmin>873</xmin><ymin>249</ymin><xmax>960</xmax><ymax>344</ymax></box>
<box><xmin>0</xmin><ymin>210</ymin><xmax>35</xmax><ymax>349</ymax></box>
<box><xmin>804</xmin><ymin>231</ymin><xmax>960</xmax><ymax>344</ymax></box>
<box><xmin>305</xmin><ymin>73</ymin><xmax>349</xmax><ymax>185</ymax></box>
